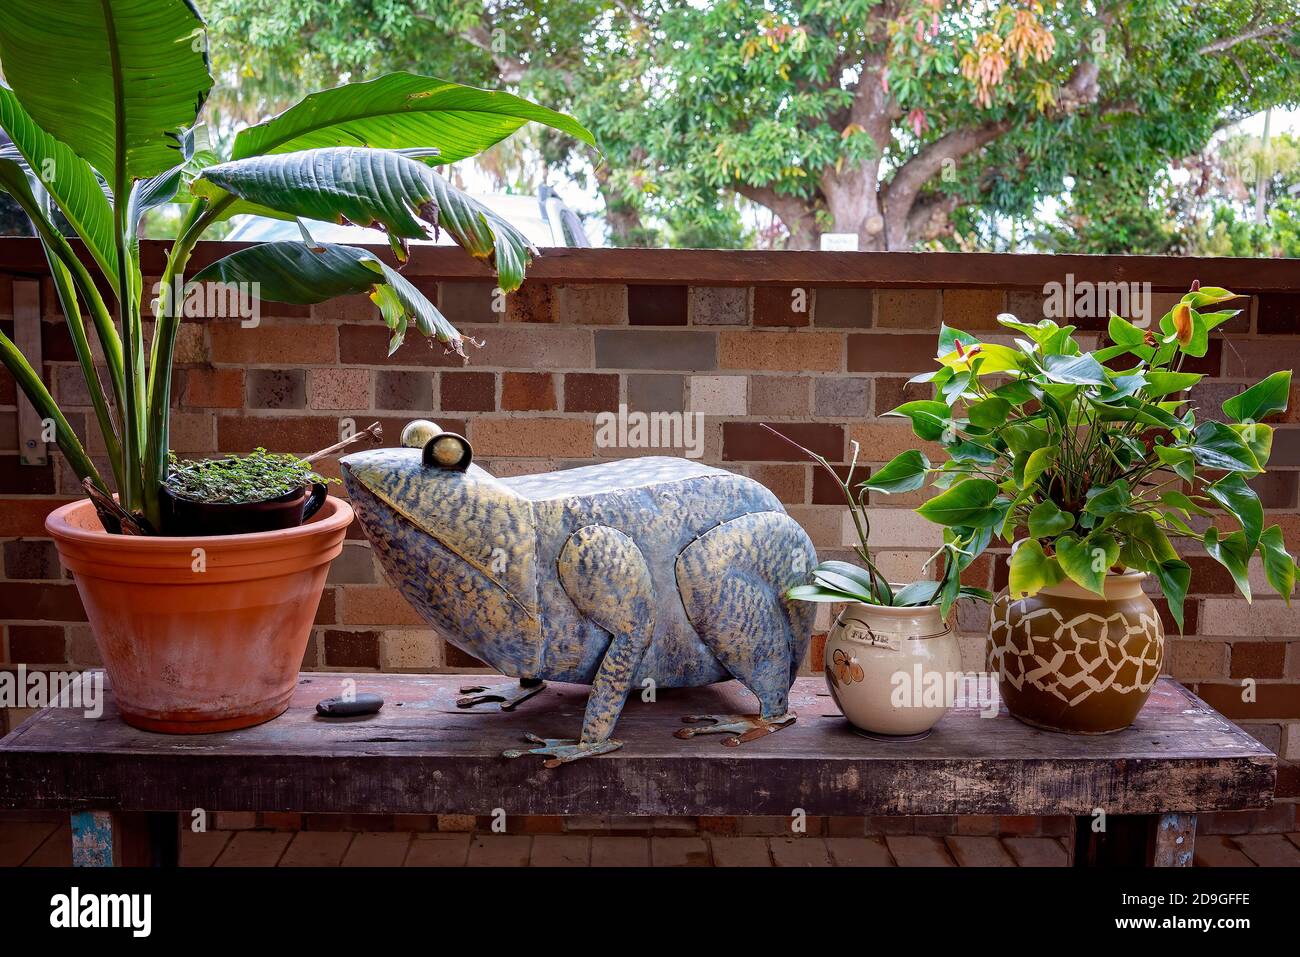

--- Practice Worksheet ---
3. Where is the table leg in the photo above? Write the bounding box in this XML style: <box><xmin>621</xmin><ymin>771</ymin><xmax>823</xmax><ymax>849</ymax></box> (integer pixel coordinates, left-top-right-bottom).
<box><xmin>1073</xmin><ymin>812</ymin><xmax>1196</xmax><ymax>867</ymax></box>
<box><xmin>71</xmin><ymin>811</ymin><xmax>181</xmax><ymax>867</ymax></box>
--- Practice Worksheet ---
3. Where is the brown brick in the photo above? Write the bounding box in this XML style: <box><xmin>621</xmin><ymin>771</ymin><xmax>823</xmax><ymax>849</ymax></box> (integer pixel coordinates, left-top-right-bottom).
<box><xmin>216</xmin><ymin>415</ymin><xmax>340</xmax><ymax>455</ymax></box>
<box><xmin>748</xmin><ymin>376</ymin><xmax>810</xmax><ymax>416</ymax></box>
<box><xmin>688</xmin><ymin>286</ymin><xmax>750</xmax><ymax>326</ymax></box>
<box><xmin>1232</xmin><ymin>642</ymin><xmax>1287</xmax><ymax>679</ymax></box>
<box><xmin>500</xmin><ymin>372</ymin><xmax>557</xmax><ymax>411</ymax></box>
<box><xmin>0</xmin><ymin>583</ymin><xmax>83</xmax><ymax>621</ymax></box>
<box><xmin>209</xmin><ymin>322</ymin><xmax>336</xmax><ymax>364</ymax></box>
<box><xmin>1256</xmin><ymin>293</ymin><xmax>1300</xmax><ymax>335</ymax></box>
<box><xmin>53</xmin><ymin>365</ymin><xmax>91</xmax><ymax>406</ymax></box>
<box><xmin>472</xmin><ymin>418</ymin><xmax>594</xmax><ymax>458</ymax></box>
<box><xmin>848</xmin><ymin>421</ymin><xmax>944</xmax><ymax>461</ymax></box>
<box><xmin>440</xmin><ymin>372</ymin><xmax>495</xmax><ymax>412</ymax></box>
<box><xmin>847</xmin><ymin>334</ymin><xmax>939</xmax><ymax>373</ymax></box>
<box><xmin>753</xmin><ymin>286</ymin><xmax>811</xmax><ymax>327</ymax></box>
<box><xmin>876</xmin><ymin>289</ymin><xmax>941</xmax><ymax>329</ymax></box>
<box><xmin>322</xmin><ymin>630</ymin><xmax>380</xmax><ymax>668</ymax></box>
<box><xmin>563</xmin><ymin>373</ymin><xmax>618</xmax><ymax>413</ymax></box>
<box><xmin>628</xmin><ymin>285</ymin><xmax>688</xmax><ymax>326</ymax></box>
<box><xmin>942</xmin><ymin>289</ymin><xmax>1005</xmax><ymax>330</ymax></box>
<box><xmin>308</xmin><ymin>369</ymin><xmax>371</xmax><ymax>411</ymax></box>
<box><xmin>184</xmin><ymin>368</ymin><xmax>244</xmax><ymax>408</ymax></box>
<box><xmin>814</xmin><ymin>377</ymin><xmax>870</xmax><ymax>417</ymax></box>
<box><xmin>814</xmin><ymin>288</ymin><xmax>872</xmax><ymax>328</ymax></box>
<box><xmin>8</xmin><ymin>625</ymin><xmax>66</xmax><ymax>664</ymax></box>
<box><xmin>555</xmin><ymin>284</ymin><xmax>627</xmax><ymax>325</ymax></box>
<box><xmin>749</xmin><ymin>464</ymin><xmax>806</xmax><ymax>505</ymax></box>
<box><xmin>1193</xmin><ymin>681</ymin><xmax>1300</xmax><ymax>719</ymax></box>
<box><xmin>375</xmin><ymin>370</ymin><xmax>433</xmax><ymax>411</ymax></box>
<box><xmin>1163</xmin><ymin>637</ymin><xmax>1225</xmax><ymax>680</ymax></box>
<box><xmin>505</xmin><ymin>281</ymin><xmax>554</xmax><ymax>323</ymax></box>
<box><xmin>1250</xmin><ymin>469</ymin><xmax>1297</xmax><ymax>509</ymax></box>
<box><xmin>0</xmin><ymin>499</ymin><xmax>75</xmax><ymax>537</ymax></box>
<box><xmin>4</xmin><ymin>539</ymin><xmax>60</xmax><ymax>579</ymax></box>
<box><xmin>339</xmin><ymin>324</ymin><xmax>465</xmax><ymax>367</ymax></box>
<box><xmin>596</xmin><ymin>330</ymin><xmax>715</xmax><ymax>370</ymax></box>
<box><xmin>1006</xmin><ymin>289</ymin><xmax>1048</xmax><ymax>323</ymax></box>
<box><xmin>0</xmin><ymin>457</ymin><xmax>55</xmax><ymax>495</ymax></box>
<box><xmin>69</xmin><ymin>625</ymin><xmax>101</xmax><ymax>666</ymax></box>
<box><xmin>626</xmin><ymin>374</ymin><xmax>683</xmax><ymax>413</ymax></box>
<box><xmin>443</xmin><ymin>642</ymin><xmax>486</xmax><ymax>668</ymax></box>
<box><xmin>440</xmin><ymin>281</ymin><xmax>501</xmax><ymax>323</ymax></box>
<box><xmin>723</xmin><ymin>422</ymin><xmax>843</xmax><ymax>462</ymax></box>
<box><xmin>246</xmin><ymin>369</ymin><xmax>305</xmax><ymax>409</ymax></box>
<box><xmin>719</xmin><ymin>331</ymin><xmax>841</xmax><ymax>372</ymax></box>
<box><xmin>340</xmin><ymin>585</ymin><xmax>422</xmax><ymax>626</ymax></box>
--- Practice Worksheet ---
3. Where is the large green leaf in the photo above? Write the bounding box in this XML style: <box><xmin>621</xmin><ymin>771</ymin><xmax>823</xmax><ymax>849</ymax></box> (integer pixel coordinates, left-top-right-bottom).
<box><xmin>1055</xmin><ymin>532</ymin><xmax>1120</xmax><ymax>596</ymax></box>
<box><xmin>1190</xmin><ymin>421</ymin><xmax>1260</xmax><ymax>473</ymax></box>
<box><xmin>1204</xmin><ymin>473</ymin><xmax>1263</xmax><ymax>552</ymax></box>
<box><xmin>0</xmin><ymin>87</ymin><xmax>118</xmax><ymax>290</ymax></box>
<box><xmin>1222</xmin><ymin>371</ymin><xmax>1291</xmax><ymax>424</ymax></box>
<box><xmin>1041</xmin><ymin>353</ymin><xmax>1108</xmax><ymax>385</ymax></box>
<box><xmin>0</xmin><ymin>0</ymin><xmax>212</xmax><ymax>189</ymax></box>
<box><xmin>861</xmin><ymin>450</ymin><xmax>930</xmax><ymax>494</ymax></box>
<box><xmin>1258</xmin><ymin>526</ymin><xmax>1296</xmax><ymax>605</ymax></box>
<box><xmin>1203</xmin><ymin>527</ymin><xmax>1253</xmax><ymax>601</ymax></box>
<box><xmin>231</xmin><ymin>72</ymin><xmax>595</xmax><ymax>164</ymax></box>
<box><xmin>1028</xmin><ymin>500</ymin><xmax>1074</xmax><ymax>537</ymax></box>
<box><xmin>915</xmin><ymin>479</ymin><xmax>1002</xmax><ymax>527</ymax></box>
<box><xmin>886</xmin><ymin>400</ymin><xmax>951</xmax><ymax>441</ymax></box>
<box><xmin>1008</xmin><ymin>540</ymin><xmax>1064</xmax><ymax>598</ymax></box>
<box><xmin>1153</xmin><ymin>559</ymin><xmax>1192</xmax><ymax>633</ymax></box>
<box><xmin>192</xmin><ymin>241</ymin><xmax>466</xmax><ymax>357</ymax></box>
<box><xmin>199</xmin><ymin>148</ymin><xmax>537</xmax><ymax>291</ymax></box>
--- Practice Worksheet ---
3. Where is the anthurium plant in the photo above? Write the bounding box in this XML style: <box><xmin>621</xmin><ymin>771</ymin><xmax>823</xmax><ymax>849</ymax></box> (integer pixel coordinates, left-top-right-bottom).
<box><xmin>0</xmin><ymin>0</ymin><xmax>593</xmax><ymax>534</ymax></box>
<box><xmin>762</xmin><ymin>425</ymin><xmax>994</xmax><ymax>618</ymax></box>
<box><xmin>884</xmin><ymin>281</ymin><xmax>1296</xmax><ymax>630</ymax></box>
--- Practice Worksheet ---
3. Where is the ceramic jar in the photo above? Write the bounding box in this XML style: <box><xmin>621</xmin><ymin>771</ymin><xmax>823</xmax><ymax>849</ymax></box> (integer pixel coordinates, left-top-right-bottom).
<box><xmin>824</xmin><ymin>602</ymin><xmax>961</xmax><ymax>738</ymax></box>
<box><xmin>987</xmin><ymin>570</ymin><xmax>1163</xmax><ymax>734</ymax></box>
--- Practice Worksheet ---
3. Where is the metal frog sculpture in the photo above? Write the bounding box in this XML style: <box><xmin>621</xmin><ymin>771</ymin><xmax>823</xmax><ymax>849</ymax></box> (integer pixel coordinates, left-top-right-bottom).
<box><xmin>340</xmin><ymin>420</ymin><xmax>816</xmax><ymax>767</ymax></box>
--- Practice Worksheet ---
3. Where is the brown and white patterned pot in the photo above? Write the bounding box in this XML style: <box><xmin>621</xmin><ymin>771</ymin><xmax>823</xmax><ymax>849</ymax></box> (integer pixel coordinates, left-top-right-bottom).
<box><xmin>825</xmin><ymin>601</ymin><xmax>961</xmax><ymax>737</ymax></box>
<box><xmin>987</xmin><ymin>570</ymin><xmax>1163</xmax><ymax>734</ymax></box>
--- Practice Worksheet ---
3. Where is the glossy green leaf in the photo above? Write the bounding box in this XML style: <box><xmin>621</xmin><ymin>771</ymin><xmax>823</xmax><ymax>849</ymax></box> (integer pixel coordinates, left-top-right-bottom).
<box><xmin>892</xmin><ymin>580</ymin><xmax>942</xmax><ymax>606</ymax></box>
<box><xmin>1008</xmin><ymin>539</ymin><xmax>1064</xmax><ymax>598</ymax></box>
<box><xmin>1153</xmin><ymin>559</ymin><xmax>1192</xmax><ymax>632</ymax></box>
<box><xmin>1041</xmin><ymin>353</ymin><xmax>1108</xmax><ymax>385</ymax></box>
<box><xmin>1230</xmin><ymin>422</ymin><xmax>1273</xmax><ymax>468</ymax></box>
<box><xmin>862</xmin><ymin>450</ymin><xmax>930</xmax><ymax>494</ymax></box>
<box><xmin>1083</xmin><ymin>479</ymin><xmax>1132</xmax><ymax>517</ymax></box>
<box><xmin>886</xmin><ymin>400</ymin><xmax>951</xmax><ymax>442</ymax></box>
<box><xmin>967</xmin><ymin>396</ymin><xmax>1010</xmax><ymax>429</ymax></box>
<box><xmin>1055</xmin><ymin>532</ymin><xmax>1120</xmax><ymax>596</ymax></box>
<box><xmin>1028</xmin><ymin>500</ymin><xmax>1074</xmax><ymax>537</ymax></box>
<box><xmin>787</xmin><ymin>584</ymin><xmax>868</xmax><ymax>604</ymax></box>
<box><xmin>1204</xmin><ymin>473</ymin><xmax>1263</xmax><ymax>552</ymax></box>
<box><xmin>231</xmin><ymin>71</ymin><xmax>595</xmax><ymax>164</ymax></box>
<box><xmin>915</xmin><ymin>479</ymin><xmax>1002</xmax><ymax>527</ymax></box>
<box><xmin>1190</xmin><ymin>421</ymin><xmax>1261</xmax><ymax>473</ymax></box>
<box><xmin>1258</xmin><ymin>525</ymin><xmax>1296</xmax><ymax>605</ymax></box>
<box><xmin>812</xmin><ymin>561</ymin><xmax>891</xmax><ymax>605</ymax></box>
<box><xmin>1155</xmin><ymin>444</ymin><xmax>1196</xmax><ymax>484</ymax></box>
<box><xmin>1203</xmin><ymin>527</ymin><xmax>1253</xmax><ymax>601</ymax></box>
<box><xmin>1143</xmin><ymin>371</ymin><xmax>1202</xmax><ymax>397</ymax></box>
<box><xmin>1016</xmin><ymin>445</ymin><xmax>1054</xmax><ymax>489</ymax></box>
<box><xmin>1222</xmin><ymin>371</ymin><xmax>1291</xmax><ymax>424</ymax></box>
<box><xmin>0</xmin><ymin>0</ymin><xmax>212</xmax><ymax>189</ymax></box>
<box><xmin>1107</xmin><ymin>313</ymin><xmax>1148</xmax><ymax>347</ymax></box>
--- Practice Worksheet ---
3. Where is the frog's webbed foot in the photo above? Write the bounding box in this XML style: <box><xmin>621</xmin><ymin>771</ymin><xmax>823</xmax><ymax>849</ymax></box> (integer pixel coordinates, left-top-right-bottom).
<box><xmin>675</xmin><ymin>712</ymin><xmax>796</xmax><ymax>747</ymax></box>
<box><xmin>502</xmin><ymin>732</ymin><xmax>623</xmax><ymax>768</ymax></box>
<box><xmin>456</xmin><ymin>678</ymin><xmax>545</xmax><ymax>711</ymax></box>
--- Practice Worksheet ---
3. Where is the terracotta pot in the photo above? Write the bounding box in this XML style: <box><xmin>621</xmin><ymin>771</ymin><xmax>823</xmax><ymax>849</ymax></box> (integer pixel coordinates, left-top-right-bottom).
<box><xmin>46</xmin><ymin>495</ymin><xmax>354</xmax><ymax>733</ymax></box>
<box><xmin>160</xmin><ymin>480</ymin><xmax>328</xmax><ymax>537</ymax></box>
<box><xmin>987</xmin><ymin>570</ymin><xmax>1163</xmax><ymax>734</ymax></box>
<box><xmin>824</xmin><ymin>601</ymin><xmax>961</xmax><ymax>738</ymax></box>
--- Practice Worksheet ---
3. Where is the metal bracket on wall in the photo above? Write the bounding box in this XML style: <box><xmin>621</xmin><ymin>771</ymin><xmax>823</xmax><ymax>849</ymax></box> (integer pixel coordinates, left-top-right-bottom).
<box><xmin>13</xmin><ymin>279</ymin><xmax>45</xmax><ymax>466</ymax></box>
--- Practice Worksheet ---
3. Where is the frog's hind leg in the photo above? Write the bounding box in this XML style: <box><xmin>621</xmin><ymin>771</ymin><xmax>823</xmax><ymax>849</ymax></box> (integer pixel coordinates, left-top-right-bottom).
<box><xmin>503</xmin><ymin>525</ymin><xmax>654</xmax><ymax>768</ymax></box>
<box><xmin>674</xmin><ymin>512</ymin><xmax>816</xmax><ymax>746</ymax></box>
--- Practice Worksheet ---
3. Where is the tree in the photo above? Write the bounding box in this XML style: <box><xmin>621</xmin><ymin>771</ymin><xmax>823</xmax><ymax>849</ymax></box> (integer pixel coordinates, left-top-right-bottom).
<box><xmin>207</xmin><ymin>1</ymin><xmax>1300</xmax><ymax>250</ymax></box>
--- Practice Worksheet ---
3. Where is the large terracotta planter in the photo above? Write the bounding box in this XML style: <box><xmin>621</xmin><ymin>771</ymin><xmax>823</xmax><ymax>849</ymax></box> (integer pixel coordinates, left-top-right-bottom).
<box><xmin>46</xmin><ymin>495</ymin><xmax>353</xmax><ymax>733</ymax></box>
<box><xmin>824</xmin><ymin>601</ymin><xmax>961</xmax><ymax>738</ymax></box>
<box><xmin>987</xmin><ymin>570</ymin><xmax>1163</xmax><ymax>734</ymax></box>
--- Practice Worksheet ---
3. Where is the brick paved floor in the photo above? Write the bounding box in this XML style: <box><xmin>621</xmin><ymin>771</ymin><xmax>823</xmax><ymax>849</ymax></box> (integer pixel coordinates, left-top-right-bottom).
<box><xmin>3</xmin><ymin>814</ymin><xmax>1297</xmax><ymax>866</ymax></box>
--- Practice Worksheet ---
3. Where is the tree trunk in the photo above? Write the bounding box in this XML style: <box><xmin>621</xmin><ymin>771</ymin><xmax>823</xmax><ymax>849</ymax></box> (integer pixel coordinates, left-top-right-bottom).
<box><xmin>595</xmin><ymin>167</ymin><xmax>654</xmax><ymax>247</ymax></box>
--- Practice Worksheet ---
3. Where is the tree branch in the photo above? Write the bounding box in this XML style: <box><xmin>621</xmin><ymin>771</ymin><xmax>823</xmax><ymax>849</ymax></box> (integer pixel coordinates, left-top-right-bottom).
<box><xmin>1199</xmin><ymin>17</ymin><xmax>1299</xmax><ymax>55</ymax></box>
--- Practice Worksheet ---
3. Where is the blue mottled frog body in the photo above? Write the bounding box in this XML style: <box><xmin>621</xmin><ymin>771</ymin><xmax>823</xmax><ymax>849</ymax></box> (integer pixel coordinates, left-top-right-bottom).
<box><xmin>341</xmin><ymin>444</ymin><xmax>816</xmax><ymax>765</ymax></box>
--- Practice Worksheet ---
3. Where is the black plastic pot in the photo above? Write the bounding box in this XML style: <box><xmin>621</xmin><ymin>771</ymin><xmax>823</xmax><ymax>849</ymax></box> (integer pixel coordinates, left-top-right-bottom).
<box><xmin>160</xmin><ymin>481</ymin><xmax>328</xmax><ymax>537</ymax></box>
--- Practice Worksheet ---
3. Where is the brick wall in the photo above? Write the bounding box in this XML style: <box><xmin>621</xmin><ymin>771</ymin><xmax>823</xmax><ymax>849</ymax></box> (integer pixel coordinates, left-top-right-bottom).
<box><xmin>1</xmin><ymin>242</ymin><xmax>1297</xmax><ymax>837</ymax></box>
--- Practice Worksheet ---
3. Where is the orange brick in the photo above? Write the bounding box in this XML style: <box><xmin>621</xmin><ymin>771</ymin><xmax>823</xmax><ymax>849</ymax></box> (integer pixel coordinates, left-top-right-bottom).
<box><xmin>184</xmin><ymin>368</ymin><xmax>245</xmax><ymax>408</ymax></box>
<box><xmin>847</xmin><ymin>422</ymin><xmax>945</xmax><ymax>461</ymax></box>
<box><xmin>942</xmin><ymin>289</ymin><xmax>1006</xmax><ymax>331</ymax></box>
<box><xmin>500</xmin><ymin>372</ymin><xmax>558</xmax><ymax>411</ymax></box>
<box><xmin>0</xmin><ymin>499</ymin><xmax>74</xmax><ymax>536</ymax></box>
<box><xmin>340</xmin><ymin>585</ymin><xmax>426</xmax><ymax>626</ymax></box>
<box><xmin>209</xmin><ymin>321</ymin><xmax>337</xmax><ymax>364</ymax></box>
<box><xmin>719</xmin><ymin>331</ymin><xmax>842</xmax><ymax>372</ymax></box>
<box><xmin>471</xmin><ymin>417</ymin><xmax>593</xmax><ymax>458</ymax></box>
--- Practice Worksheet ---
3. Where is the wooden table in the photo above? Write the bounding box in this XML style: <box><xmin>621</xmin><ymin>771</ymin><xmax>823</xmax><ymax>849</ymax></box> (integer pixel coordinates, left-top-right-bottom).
<box><xmin>0</xmin><ymin>673</ymin><xmax>1275</xmax><ymax>867</ymax></box>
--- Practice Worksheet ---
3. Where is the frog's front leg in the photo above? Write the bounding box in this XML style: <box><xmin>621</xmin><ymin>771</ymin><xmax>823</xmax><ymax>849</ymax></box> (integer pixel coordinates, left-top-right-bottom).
<box><xmin>504</xmin><ymin>525</ymin><xmax>654</xmax><ymax>768</ymax></box>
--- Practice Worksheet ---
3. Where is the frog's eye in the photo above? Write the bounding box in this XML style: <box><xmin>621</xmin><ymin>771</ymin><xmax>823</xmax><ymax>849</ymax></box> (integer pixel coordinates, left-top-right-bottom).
<box><xmin>401</xmin><ymin>419</ymin><xmax>441</xmax><ymax>449</ymax></box>
<box><xmin>422</xmin><ymin>432</ymin><xmax>473</xmax><ymax>472</ymax></box>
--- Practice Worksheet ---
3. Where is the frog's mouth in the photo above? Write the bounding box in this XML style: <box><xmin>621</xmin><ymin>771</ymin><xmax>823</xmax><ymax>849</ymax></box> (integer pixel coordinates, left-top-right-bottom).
<box><xmin>340</xmin><ymin>448</ymin><xmax>540</xmax><ymax>619</ymax></box>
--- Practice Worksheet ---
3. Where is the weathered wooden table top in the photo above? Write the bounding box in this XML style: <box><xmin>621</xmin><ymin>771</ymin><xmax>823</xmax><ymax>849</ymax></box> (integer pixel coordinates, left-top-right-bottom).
<box><xmin>0</xmin><ymin>674</ymin><xmax>1275</xmax><ymax>818</ymax></box>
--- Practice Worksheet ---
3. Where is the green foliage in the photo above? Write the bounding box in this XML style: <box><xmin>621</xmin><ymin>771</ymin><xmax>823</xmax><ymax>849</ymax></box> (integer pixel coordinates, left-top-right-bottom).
<box><xmin>895</xmin><ymin>283</ymin><xmax>1299</xmax><ymax>629</ymax></box>
<box><xmin>0</xmin><ymin>1</ymin><xmax>590</xmax><ymax>533</ymax></box>
<box><xmin>165</xmin><ymin>449</ymin><xmax>335</xmax><ymax>505</ymax></box>
<box><xmin>768</xmin><ymin>427</ymin><xmax>992</xmax><ymax>619</ymax></box>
